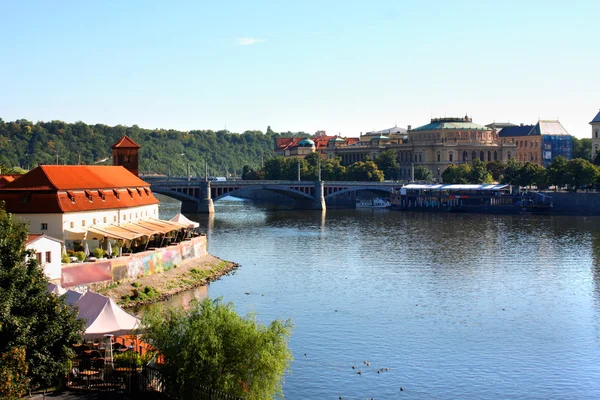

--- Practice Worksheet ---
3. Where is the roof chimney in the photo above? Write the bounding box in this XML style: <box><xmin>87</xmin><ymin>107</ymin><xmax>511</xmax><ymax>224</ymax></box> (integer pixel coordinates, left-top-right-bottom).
<box><xmin>407</xmin><ymin>125</ymin><xmax>412</xmax><ymax>130</ymax></box>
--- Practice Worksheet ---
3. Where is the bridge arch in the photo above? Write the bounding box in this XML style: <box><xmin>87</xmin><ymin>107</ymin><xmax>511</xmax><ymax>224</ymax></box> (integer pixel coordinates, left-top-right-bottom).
<box><xmin>212</xmin><ymin>185</ymin><xmax>315</xmax><ymax>202</ymax></box>
<box><xmin>151</xmin><ymin>187</ymin><xmax>200</xmax><ymax>203</ymax></box>
<box><xmin>324</xmin><ymin>186</ymin><xmax>394</xmax><ymax>200</ymax></box>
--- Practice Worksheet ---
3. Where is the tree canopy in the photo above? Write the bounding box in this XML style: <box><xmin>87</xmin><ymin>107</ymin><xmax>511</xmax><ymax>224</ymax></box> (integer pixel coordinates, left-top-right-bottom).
<box><xmin>141</xmin><ymin>298</ymin><xmax>293</xmax><ymax>400</ymax></box>
<box><xmin>0</xmin><ymin>206</ymin><xmax>84</xmax><ymax>396</ymax></box>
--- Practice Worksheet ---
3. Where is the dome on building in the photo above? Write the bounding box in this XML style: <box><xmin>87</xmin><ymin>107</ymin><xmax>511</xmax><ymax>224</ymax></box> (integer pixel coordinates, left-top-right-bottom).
<box><xmin>371</xmin><ymin>135</ymin><xmax>390</xmax><ymax>141</ymax></box>
<box><xmin>329</xmin><ymin>137</ymin><xmax>346</xmax><ymax>143</ymax></box>
<box><xmin>298</xmin><ymin>138</ymin><xmax>315</xmax><ymax>147</ymax></box>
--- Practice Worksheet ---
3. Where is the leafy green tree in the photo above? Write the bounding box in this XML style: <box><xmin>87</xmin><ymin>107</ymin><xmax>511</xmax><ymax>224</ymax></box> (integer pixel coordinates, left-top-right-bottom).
<box><xmin>567</xmin><ymin>158</ymin><xmax>599</xmax><ymax>190</ymax></box>
<box><xmin>374</xmin><ymin>150</ymin><xmax>398</xmax><ymax>180</ymax></box>
<box><xmin>486</xmin><ymin>161</ymin><xmax>507</xmax><ymax>182</ymax></box>
<box><xmin>141</xmin><ymin>298</ymin><xmax>293</xmax><ymax>400</ymax></box>
<box><xmin>346</xmin><ymin>161</ymin><xmax>384</xmax><ymax>181</ymax></box>
<box><xmin>572</xmin><ymin>137</ymin><xmax>591</xmax><ymax>160</ymax></box>
<box><xmin>501</xmin><ymin>159</ymin><xmax>523</xmax><ymax>186</ymax></box>
<box><xmin>442</xmin><ymin>164</ymin><xmax>471</xmax><ymax>184</ymax></box>
<box><xmin>0</xmin><ymin>206</ymin><xmax>84</xmax><ymax>390</ymax></box>
<box><xmin>320</xmin><ymin>157</ymin><xmax>347</xmax><ymax>181</ymax></box>
<box><xmin>546</xmin><ymin>156</ymin><xmax>570</xmax><ymax>189</ymax></box>
<box><xmin>469</xmin><ymin>159</ymin><xmax>493</xmax><ymax>183</ymax></box>
<box><xmin>0</xmin><ymin>347</ymin><xmax>29</xmax><ymax>399</ymax></box>
<box><xmin>516</xmin><ymin>162</ymin><xmax>547</xmax><ymax>188</ymax></box>
<box><xmin>414</xmin><ymin>165</ymin><xmax>434</xmax><ymax>182</ymax></box>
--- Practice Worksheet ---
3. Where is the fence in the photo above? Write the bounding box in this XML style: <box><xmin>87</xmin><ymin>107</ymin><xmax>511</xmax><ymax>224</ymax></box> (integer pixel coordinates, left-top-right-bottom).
<box><xmin>66</xmin><ymin>360</ymin><xmax>244</xmax><ymax>400</ymax></box>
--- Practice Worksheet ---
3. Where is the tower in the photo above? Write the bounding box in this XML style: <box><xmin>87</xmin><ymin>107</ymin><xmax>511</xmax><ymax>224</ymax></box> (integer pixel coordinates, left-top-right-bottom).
<box><xmin>591</xmin><ymin>110</ymin><xmax>600</xmax><ymax>161</ymax></box>
<box><xmin>112</xmin><ymin>135</ymin><xmax>140</xmax><ymax>176</ymax></box>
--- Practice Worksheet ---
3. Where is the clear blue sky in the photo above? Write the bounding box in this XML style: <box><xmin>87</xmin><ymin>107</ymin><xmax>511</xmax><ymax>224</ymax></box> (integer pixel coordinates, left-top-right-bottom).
<box><xmin>1</xmin><ymin>0</ymin><xmax>598</xmax><ymax>138</ymax></box>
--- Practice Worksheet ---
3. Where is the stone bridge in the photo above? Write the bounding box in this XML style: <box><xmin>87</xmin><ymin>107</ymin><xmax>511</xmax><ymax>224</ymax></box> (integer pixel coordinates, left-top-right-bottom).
<box><xmin>144</xmin><ymin>177</ymin><xmax>404</xmax><ymax>213</ymax></box>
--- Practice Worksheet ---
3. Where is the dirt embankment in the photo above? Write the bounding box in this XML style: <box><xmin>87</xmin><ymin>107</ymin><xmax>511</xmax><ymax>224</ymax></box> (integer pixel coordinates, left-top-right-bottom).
<box><xmin>96</xmin><ymin>254</ymin><xmax>239</xmax><ymax>308</ymax></box>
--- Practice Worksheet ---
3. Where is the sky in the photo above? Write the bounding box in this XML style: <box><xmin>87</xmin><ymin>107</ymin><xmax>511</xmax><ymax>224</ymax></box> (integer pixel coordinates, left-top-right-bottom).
<box><xmin>1</xmin><ymin>0</ymin><xmax>598</xmax><ymax>138</ymax></box>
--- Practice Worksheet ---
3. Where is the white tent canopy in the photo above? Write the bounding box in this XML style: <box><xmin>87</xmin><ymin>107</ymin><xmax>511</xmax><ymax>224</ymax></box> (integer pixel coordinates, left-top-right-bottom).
<box><xmin>75</xmin><ymin>291</ymin><xmax>140</xmax><ymax>339</ymax></box>
<box><xmin>48</xmin><ymin>282</ymin><xmax>67</xmax><ymax>295</ymax></box>
<box><xmin>63</xmin><ymin>289</ymin><xmax>84</xmax><ymax>305</ymax></box>
<box><xmin>170</xmin><ymin>213</ymin><xmax>200</xmax><ymax>228</ymax></box>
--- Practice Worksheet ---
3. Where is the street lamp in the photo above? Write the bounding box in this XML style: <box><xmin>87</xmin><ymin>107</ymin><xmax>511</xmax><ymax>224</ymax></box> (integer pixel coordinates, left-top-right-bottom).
<box><xmin>297</xmin><ymin>159</ymin><xmax>301</xmax><ymax>181</ymax></box>
<box><xmin>180</xmin><ymin>153</ymin><xmax>190</xmax><ymax>182</ymax></box>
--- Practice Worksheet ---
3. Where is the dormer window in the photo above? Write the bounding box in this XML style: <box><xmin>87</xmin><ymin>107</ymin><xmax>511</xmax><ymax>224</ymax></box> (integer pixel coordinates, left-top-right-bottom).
<box><xmin>98</xmin><ymin>190</ymin><xmax>106</xmax><ymax>201</ymax></box>
<box><xmin>113</xmin><ymin>189</ymin><xmax>120</xmax><ymax>200</ymax></box>
<box><xmin>85</xmin><ymin>190</ymin><xmax>93</xmax><ymax>202</ymax></box>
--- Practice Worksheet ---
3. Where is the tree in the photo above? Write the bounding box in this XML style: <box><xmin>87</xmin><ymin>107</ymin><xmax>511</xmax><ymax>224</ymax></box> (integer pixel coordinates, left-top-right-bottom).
<box><xmin>501</xmin><ymin>159</ymin><xmax>523</xmax><ymax>186</ymax></box>
<box><xmin>516</xmin><ymin>162</ymin><xmax>546</xmax><ymax>188</ymax></box>
<box><xmin>546</xmin><ymin>156</ymin><xmax>570</xmax><ymax>189</ymax></box>
<box><xmin>567</xmin><ymin>158</ymin><xmax>599</xmax><ymax>190</ymax></box>
<box><xmin>374</xmin><ymin>150</ymin><xmax>398</xmax><ymax>180</ymax></box>
<box><xmin>469</xmin><ymin>160</ymin><xmax>493</xmax><ymax>183</ymax></box>
<box><xmin>442</xmin><ymin>164</ymin><xmax>471</xmax><ymax>184</ymax></box>
<box><xmin>141</xmin><ymin>298</ymin><xmax>293</xmax><ymax>400</ymax></box>
<box><xmin>346</xmin><ymin>161</ymin><xmax>384</xmax><ymax>181</ymax></box>
<box><xmin>414</xmin><ymin>165</ymin><xmax>434</xmax><ymax>182</ymax></box>
<box><xmin>0</xmin><ymin>206</ymin><xmax>84</xmax><ymax>392</ymax></box>
<box><xmin>320</xmin><ymin>157</ymin><xmax>347</xmax><ymax>181</ymax></box>
<box><xmin>572</xmin><ymin>137</ymin><xmax>591</xmax><ymax>160</ymax></box>
<box><xmin>486</xmin><ymin>161</ymin><xmax>507</xmax><ymax>182</ymax></box>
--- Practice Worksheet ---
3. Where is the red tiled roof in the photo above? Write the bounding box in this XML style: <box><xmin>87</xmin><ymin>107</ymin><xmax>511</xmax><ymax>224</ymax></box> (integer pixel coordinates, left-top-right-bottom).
<box><xmin>112</xmin><ymin>135</ymin><xmax>141</xmax><ymax>149</ymax></box>
<box><xmin>0</xmin><ymin>166</ymin><xmax>158</xmax><ymax>213</ymax></box>
<box><xmin>1</xmin><ymin>165</ymin><xmax>150</xmax><ymax>191</ymax></box>
<box><xmin>25</xmin><ymin>234</ymin><xmax>43</xmax><ymax>245</ymax></box>
<box><xmin>0</xmin><ymin>174</ymin><xmax>21</xmax><ymax>188</ymax></box>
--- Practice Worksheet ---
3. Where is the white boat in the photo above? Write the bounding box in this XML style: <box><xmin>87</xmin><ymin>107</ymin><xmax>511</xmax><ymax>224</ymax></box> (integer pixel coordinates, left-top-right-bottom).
<box><xmin>356</xmin><ymin>198</ymin><xmax>391</xmax><ymax>209</ymax></box>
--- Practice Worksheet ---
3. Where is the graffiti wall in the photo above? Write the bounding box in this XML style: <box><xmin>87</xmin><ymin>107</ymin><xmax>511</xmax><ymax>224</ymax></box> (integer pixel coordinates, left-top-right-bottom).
<box><xmin>62</xmin><ymin>235</ymin><xmax>207</xmax><ymax>288</ymax></box>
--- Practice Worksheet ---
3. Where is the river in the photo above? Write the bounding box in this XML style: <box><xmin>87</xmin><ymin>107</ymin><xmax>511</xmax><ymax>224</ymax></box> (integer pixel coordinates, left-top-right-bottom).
<box><xmin>157</xmin><ymin>194</ymin><xmax>600</xmax><ymax>399</ymax></box>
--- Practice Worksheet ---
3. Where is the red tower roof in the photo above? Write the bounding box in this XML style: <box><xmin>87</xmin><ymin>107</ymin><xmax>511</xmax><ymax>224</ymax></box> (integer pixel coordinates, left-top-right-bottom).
<box><xmin>112</xmin><ymin>135</ymin><xmax>141</xmax><ymax>149</ymax></box>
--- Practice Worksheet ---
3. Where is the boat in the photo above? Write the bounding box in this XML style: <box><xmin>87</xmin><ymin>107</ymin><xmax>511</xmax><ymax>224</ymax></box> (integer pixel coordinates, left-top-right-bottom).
<box><xmin>356</xmin><ymin>197</ymin><xmax>391</xmax><ymax>209</ymax></box>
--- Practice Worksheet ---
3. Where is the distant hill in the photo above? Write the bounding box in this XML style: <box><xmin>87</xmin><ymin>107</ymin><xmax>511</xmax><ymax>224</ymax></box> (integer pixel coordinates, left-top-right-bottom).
<box><xmin>0</xmin><ymin>119</ymin><xmax>309</xmax><ymax>177</ymax></box>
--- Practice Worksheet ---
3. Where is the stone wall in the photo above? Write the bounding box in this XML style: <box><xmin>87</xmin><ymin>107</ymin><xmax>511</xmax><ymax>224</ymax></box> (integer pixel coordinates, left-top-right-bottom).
<box><xmin>61</xmin><ymin>235</ymin><xmax>207</xmax><ymax>288</ymax></box>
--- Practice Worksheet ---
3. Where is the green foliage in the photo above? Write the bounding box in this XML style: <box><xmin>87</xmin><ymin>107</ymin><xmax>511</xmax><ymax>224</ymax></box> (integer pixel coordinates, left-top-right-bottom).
<box><xmin>141</xmin><ymin>298</ymin><xmax>293</xmax><ymax>400</ymax></box>
<box><xmin>111</xmin><ymin>246</ymin><xmax>120</xmax><ymax>257</ymax></box>
<box><xmin>567</xmin><ymin>158</ymin><xmax>599</xmax><ymax>190</ymax></box>
<box><xmin>485</xmin><ymin>161</ymin><xmax>507</xmax><ymax>182</ymax></box>
<box><xmin>127</xmin><ymin>285</ymin><xmax>160</xmax><ymax>303</ymax></box>
<box><xmin>0</xmin><ymin>119</ymin><xmax>302</xmax><ymax>177</ymax></box>
<box><xmin>61</xmin><ymin>254</ymin><xmax>71</xmax><ymax>264</ymax></box>
<box><xmin>469</xmin><ymin>160</ymin><xmax>493</xmax><ymax>184</ymax></box>
<box><xmin>441</xmin><ymin>164</ymin><xmax>472</xmax><ymax>184</ymax></box>
<box><xmin>516</xmin><ymin>162</ymin><xmax>547</xmax><ymax>188</ymax></box>
<box><xmin>131</xmin><ymin>282</ymin><xmax>141</xmax><ymax>288</ymax></box>
<box><xmin>75</xmin><ymin>251</ymin><xmax>86</xmax><ymax>262</ymax></box>
<box><xmin>92</xmin><ymin>247</ymin><xmax>105</xmax><ymax>259</ymax></box>
<box><xmin>500</xmin><ymin>159</ymin><xmax>523</xmax><ymax>186</ymax></box>
<box><xmin>413</xmin><ymin>165</ymin><xmax>434</xmax><ymax>182</ymax></box>
<box><xmin>0</xmin><ymin>347</ymin><xmax>30</xmax><ymax>399</ymax></box>
<box><xmin>346</xmin><ymin>161</ymin><xmax>384</xmax><ymax>181</ymax></box>
<box><xmin>572</xmin><ymin>137</ymin><xmax>591</xmax><ymax>160</ymax></box>
<box><xmin>0</xmin><ymin>206</ymin><xmax>84</xmax><ymax>390</ymax></box>
<box><xmin>374</xmin><ymin>150</ymin><xmax>399</xmax><ymax>180</ymax></box>
<box><xmin>546</xmin><ymin>156</ymin><xmax>570</xmax><ymax>189</ymax></box>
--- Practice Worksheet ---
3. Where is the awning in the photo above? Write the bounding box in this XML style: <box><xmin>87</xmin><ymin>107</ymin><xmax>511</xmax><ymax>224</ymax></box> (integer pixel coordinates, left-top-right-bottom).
<box><xmin>63</xmin><ymin>228</ymin><xmax>87</xmax><ymax>240</ymax></box>
<box><xmin>134</xmin><ymin>220</ymin><xmax>176</xmax><ymax>234</ymax></box>
<box><xmin>170</xmin><ymin>213</ymin><xmax>200</xmax><ymax>228</ymax></box>
<box><xmin>149</xmin><ymin>217</ymin><xmax>189</xmax><ymax>230</ymax></box>
<box><xmin>87</xmin><ymin>226</ymin><xmax>135</xmax><ymax>241</ymax></box>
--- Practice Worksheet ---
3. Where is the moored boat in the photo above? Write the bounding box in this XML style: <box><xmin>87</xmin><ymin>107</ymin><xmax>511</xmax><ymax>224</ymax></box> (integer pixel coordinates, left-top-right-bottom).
<box><xmin>356</xmin><ymin>197</ymin><xmax>391</xmax><ymax>209</ymax></box>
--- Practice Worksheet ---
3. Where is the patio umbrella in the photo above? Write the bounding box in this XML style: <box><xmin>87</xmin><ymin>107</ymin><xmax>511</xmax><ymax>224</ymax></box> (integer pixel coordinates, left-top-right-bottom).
<box><xmin>84</xmin><ymin>242</ymin><xmax>90</xmax><ymax>257</ymax></box>
<box><xmin>106</xmin><ymin>240</ymin><xmax>112</xmax><ymax>258</ymax></box>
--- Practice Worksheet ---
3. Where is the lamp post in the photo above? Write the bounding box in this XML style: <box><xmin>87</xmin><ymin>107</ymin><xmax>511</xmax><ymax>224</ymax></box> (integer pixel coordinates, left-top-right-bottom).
<box><xmin>437</xmin><ymin>167</ymin><xmax>440</xmax><ymax>183</ymax></box>
<box><xmin>297</xmin><ymin>159</ymin><xmax>301</xmax><ymax>181</ymax></box>
<box><xmin>411</xmin><ymin>163</ymin><xmax>415</xmax><ymax>182</ymax></box>
<box><xmin>318</xmin><ymin>156</ymin><xmax>322</xmax><ymax>181</ymax></box>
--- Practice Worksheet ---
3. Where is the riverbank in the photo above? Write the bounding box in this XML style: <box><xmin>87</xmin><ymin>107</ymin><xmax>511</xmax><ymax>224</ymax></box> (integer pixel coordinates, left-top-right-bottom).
<box><xmin>96</xmin><ymin>254</ymin><xmax>239</xmax><ymax>308</ymax></box>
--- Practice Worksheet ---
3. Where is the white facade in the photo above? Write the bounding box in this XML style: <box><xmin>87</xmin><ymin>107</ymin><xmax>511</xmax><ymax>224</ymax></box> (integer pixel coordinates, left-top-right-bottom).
<box><xmin>17</xmin><ymin>203</ymin><xmax>159</xmax><ymax>241</ymax></box>
<box><xmin>26</xmin><ymin>236</ymin><xmax>63</xmax><ymax>282</ymax></box>
<box><xmin>592</xmin><ymin>113</ymin><xmax>600</xmax><ymax>160</ymax></box>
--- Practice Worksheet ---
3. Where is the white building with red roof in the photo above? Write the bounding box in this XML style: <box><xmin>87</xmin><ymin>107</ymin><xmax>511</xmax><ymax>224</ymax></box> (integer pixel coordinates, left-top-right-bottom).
<box><xmin>0</xmin><ymin>164</ymin><xmax>161</xmax><ymax>245</ymax></box>
<box><xmin>25</xmin><ymin>233</ymin><xmax>63</xmax><ymax>282</ymax></box>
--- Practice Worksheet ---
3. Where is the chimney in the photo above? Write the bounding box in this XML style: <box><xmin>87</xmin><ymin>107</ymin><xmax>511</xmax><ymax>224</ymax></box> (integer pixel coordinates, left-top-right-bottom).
<box><xmin>407</xmin><ymin>125</ymin><xmax>412</xmax><ymax>130</ymax></box>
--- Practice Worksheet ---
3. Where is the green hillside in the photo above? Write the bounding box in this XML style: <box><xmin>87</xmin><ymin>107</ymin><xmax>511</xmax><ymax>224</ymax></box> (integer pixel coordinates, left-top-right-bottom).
<box><xmin>0</xmin><ymin>118</ymin><xmax>308</xmax><ymax>177</ymax></box>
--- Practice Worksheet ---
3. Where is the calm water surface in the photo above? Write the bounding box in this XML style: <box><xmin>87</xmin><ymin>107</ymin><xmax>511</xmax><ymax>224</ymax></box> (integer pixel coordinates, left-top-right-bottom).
<box><xmin>158</xmin><ymin>195</ymin><xmax>600</xmax><ymax>399</ymax></box>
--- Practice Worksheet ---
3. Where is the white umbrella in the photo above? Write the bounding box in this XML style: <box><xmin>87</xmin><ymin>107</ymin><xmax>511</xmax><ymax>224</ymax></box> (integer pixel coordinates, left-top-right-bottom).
<box><xmin>106</xmin><ymin>240</ymin><xmax>112</xmax><ymax>258</ymax></box>
<box><xmin>84</xmin><ymin>242</ymin><xmax>90</xmax><ymax>257</ymax></box>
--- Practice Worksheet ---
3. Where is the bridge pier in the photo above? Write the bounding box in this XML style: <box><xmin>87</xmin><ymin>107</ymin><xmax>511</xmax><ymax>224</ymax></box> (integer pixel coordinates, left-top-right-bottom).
<box><xmin>292</xmin><ymin>181</ymin><xmax>326</xmax><ymax>211</ymax></box>
<box><xmin>181</xmin><ymin>181</ymin><xmax>214</xmax><ymax>214</ymax></box>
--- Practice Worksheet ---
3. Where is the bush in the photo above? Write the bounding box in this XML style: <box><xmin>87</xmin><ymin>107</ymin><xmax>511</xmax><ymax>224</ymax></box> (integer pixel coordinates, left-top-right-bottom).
<box><xmin>93</xmin><ymin>248</ymin><xmax>105</xmax><ymax>259</ymax></box>
<box><xmin>66</xmin><ymin>249</ymin><xmax>75</xmax><ymax>257</ymax></box>
<box><xmin>61</xmin><ymin>254</ymin><xmax>71</xmax><ymax>264</ymax></box>
<box><xmin>111</xmin><ymin>247</ymin><xmax>119</xmax><ymax>257</ymax></box>
<box><xmin>141</xmin><ymin>298</ymin><xmax>293</xmax><ymax>399</ymax></box>
<box><xmin>75</xmin><ymin>251</ymin><xmax>86</xmax><ymax>262</ymax></box>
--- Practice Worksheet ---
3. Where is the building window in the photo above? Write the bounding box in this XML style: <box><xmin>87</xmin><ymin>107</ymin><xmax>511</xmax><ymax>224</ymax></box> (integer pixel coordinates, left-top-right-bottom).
<box><xmin>123</xmin><ymin>214</ymin><xmax>126</xmax><ymax>221</ymax></box>
<box><xmin>596</xmin><ymin>130</ymin><xmax>599</xmax><ymax>138</ymax></box>
<box><xmin>487</xmin><ymin>151</ymin><xmax>491</xmax><ymax>161</ymax></box>
<box><xmin>463</xmin><ymin>151</ymin><xmax>468</xmax><ymax>162</ymax></box>
<box><xmin>480</xmin><ymin>151</ymin><xmax>484</xmax><ymax>161</ymax></box>
<box><xmin>93</xmin><ymin>218</ymin><xmax>97</xmax><ymax>225</ymax></box>
<box><xmin>41</xmin><ymin>223</ymin><xmax>48</xmax><ymax>230</ymax></box>
<box><xmin>437</xmin><ymin>153</ymin><xmax>441</xmax><ymax>162</ymax></box>
<box><xmin>114</xmin><ymin>216</ymin><xmax>117</xmax><ymax>222</ymax></box>
<box><xmin>82</xmin><ymin>220</ymin><xmax>86</xmax><ymax>226</ymax></box>
<box><xmin>494</xmin><ymin>151</ymin><xmax>498</xmax><ymax>161</ymax></box>
<box><xmin>70</xmin><ymin>222</ymin><xmax>74</xmax><ymax>228</ymax></box>
<box><xmin>449</xmin><ymin>153</ymin><xmax>453</xmax><ymax>162</ymax></box>
<box><xmin>507</xmin><ymin>152</ymin><xmax>512</xmax><ymax>160</ymax></box>
<box><xmin>36</xmin><ymin>253</ymin><xmax>42</xmax><ymax>264</ymax></box>
<box><xmin>45</xmin><ymin>251</ymin><xmax>51</xmax><ymax>263</ymax></box>
<box><xmin>419</xmin><ymin>154</ymin><xmax>422</xmax><ymax>162</ymax></box>
<box><xmin>103</xmin><ymin>217</ymin><xmax>107</xmax><ymax>223</ymax></box>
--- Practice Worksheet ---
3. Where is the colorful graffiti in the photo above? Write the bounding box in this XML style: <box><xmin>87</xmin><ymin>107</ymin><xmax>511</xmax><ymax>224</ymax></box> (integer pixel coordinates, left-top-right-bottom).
<box><xmin>61</xmin><ymin>236</ymin><xmax>207</xmax><ymax>288</ymax></box>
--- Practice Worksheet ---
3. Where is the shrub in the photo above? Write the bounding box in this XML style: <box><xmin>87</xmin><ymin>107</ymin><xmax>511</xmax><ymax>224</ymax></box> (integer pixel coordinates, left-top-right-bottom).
<box><xmin>61</xmin><ymin>254</ymin><xmax>71</xmax><ymax>264</ymax></box>
<box><xmin>93</xmin><ymin>248</ymin><xmax>105</xmax><ymax>259</ymax></box>
<box><xmin>75</xmin><ymin>251</ymin><xmax>86</xmax><ymax>262</ymax></box>
<box><xmin>111</xmin><ymin>247</ymin><xmax>119</xmax><ymax>257</ymax></box>
<box><xmin>131</xmin><ymin>282</ymin><xmax>140</xmax><ymax>288</ymax></box>
<box><xmin>66</xmin><ymin>249</ymin><xmax>75</xmax><ymax>257</ymax></box>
